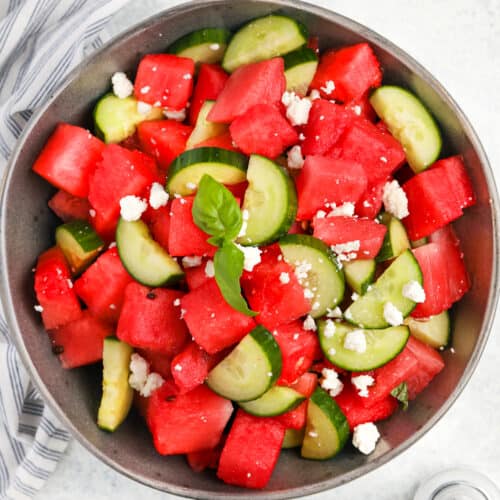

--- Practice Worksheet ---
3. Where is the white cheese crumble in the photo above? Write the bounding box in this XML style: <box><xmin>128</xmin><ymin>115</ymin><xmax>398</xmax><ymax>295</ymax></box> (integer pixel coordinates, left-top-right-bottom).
<box><xmin>352</xmin><ymin>104</ymin><xmax>362</xmax><ymax>116</ymax></box>
<box><xmin>204</xmin><ymin>260</ymin><xmax>215</xmax><ymax>278</ymax></box>
<box><xmin>320</xmin><ymin>368</ymin><xmax>344</xmax><ymax>397</ymax></box>
<box><xmin>315</xmin><ymin>210</ymin><xmax>327</xmax><ymax>219</ymax></box>
<box><xmin>209</xmin><ymin>43</ymin><xmax>220</xmax><ymax>51</ymax></box>
<box><xmin>328</xmin><ymin>202</ymin><xmax>355</xmax><ymax>217</ymax></box>
<box><xmin>294</xmin><ymin>260</ymin><xmax>312</xmax><ymax>281</ymax></box>
<box><xmin>287</xmin><ymin>145</ymin><xmax>305</xmax><ymax>169</ymax></box>
<box><xmin>323</xmin><ymin>319</ymin><xmax>336</xmax><ymax>338</ymax></box>
<box><xmin>326</xmin><ymin>306</ymin><xmax>343</xmax><ymax>319</ymax></box>
<box><xmin>34</xmin><ymin>304</ymin><xmax>44</xmax><ymax>313</ymax></box>
<box><xmin>309</xmin><ymin>89</ymin><xmax>321</xmax><ymax>100</ymax></box>
<box><xmin>402</xmin><ymin>280</ymin><xmax>426</xmax><ymax>303</ymax></box>
<box><xmin>281</xmin><ymin>91</ymin><xmax>312</xmax><ymax>126</ymax></box>
<box><xmin>149</xmin><ymin>182</ymin><xmax>169</xmax><ymax>209</ymax></box>
<box><xmin>89</xmin><ymin>209</ymin><xmax>96</xmax><ymax>218</ymax></box>
<box><xmin>383</xmin><ymin>301</ymin><xmax>404</xmax><ymax>326</ymax></box>
<box><xmin>173</xmin><ymin>298</ymin><xmax>181</xmax><ymax>307</ymax></box>
<box><xmin>141</xmin><ymin>372</ymin><xmax>165</xmax><ymax>397</ymax></box>
<box><xmin>119</xmin><ymin>195</ymin><xmax>148</xmax><ymax>221</ymax></box>
<box><xmin>330</xmin><ymin>240</ymin><xmax>360</xmax><ymax>262</ymax></box>
<box><xmin>303</xmin><ymin>315</ymin><xmax>317</xmax><ymax>331</ymax></box>
<box><xmin>235</xmin><ymin>244</ymin><xmax>262</xmax><ymax>272</ymax></box>
<box><xmin>382</xmin><ymin>180</ymin><xmax>409</xmax><ymax>219</ymax></box>
<box><xmin>279</xmin><ymin>272</ymin><xmax>290</xmax><ymax>284</ymax></box>
<box><xmin>303</xmin><ymin>288</ymin><xmax>314</xmax><ymax>300</ymax></box>
<box><xmin>137</xmin><ymin>101</ymin><xmax>152</xmax><ymax>115</ymax></box>
<box><xmin>351</xmin><ymin>292</ymin><xmax>360</xmax><ymax>301</ymax></box>
<box><xmin>182</xmin><ymin>256</ymin><xmax>202</xmax><ymax>268</ymax></box>
<box><xmin>182</xmin><ymin>73</ymin><xmax>192</xmax><ymax>80</ymax></box>
<box><xmin>173</xmin><ymin>363</ymin><xmax>182</xmax><ymax>372</ymax></box>
<box><xmin>129</xmin><ymin>354</ymin><xmax>149</xmax><ymax>392</ymax></box>
<box><xmin>163</xmin><ymin>108</ymin><xmax>186</xmax><ymax>121</ymax></box>
<box><xmin>111</xmin><ymin>72</ymin><xmax>134</xmax><ymax>99</ymax></box>
<box><xmin>320</xmin><ymin>80</ymin><xmax>335</xmax><ymax>95</ymax></box>
<box><xmin>344</xmin><ymin>329</ymin><xmax>367</xmax><ymax>353</ymax></box>
<box><xmin>352</xmin><ymin>375</ymin><xmax>375</xmax><ymax>398</ymax></box>
<box><xmin>140</xmin><ymin>85</ymin><xmax>150</xmax><ymax>94</ymax></box>
<box><xmin>352</xmin><ymin>422</ymin><xmax>380</xmax><ymax>455</ymax></box>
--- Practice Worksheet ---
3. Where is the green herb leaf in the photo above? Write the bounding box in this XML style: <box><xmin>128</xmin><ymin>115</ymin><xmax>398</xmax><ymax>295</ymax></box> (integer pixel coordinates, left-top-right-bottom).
<box><xmin>214</xmin><ymin>241</ymin><xmax>257</xmax><ymax>317</ymax></box>
<box><xmin>390</xmin><ymin>381</ymin><xmax>409</xmax><ymax>411</ymax></box>
<box><xmin>192</xmin><ymin>175</ymin><xmax>242</xmax><ymax>244</ymax></box>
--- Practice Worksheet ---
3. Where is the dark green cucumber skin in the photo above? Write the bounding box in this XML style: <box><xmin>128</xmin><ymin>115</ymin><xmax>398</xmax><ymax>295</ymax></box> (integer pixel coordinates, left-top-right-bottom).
<box><xmin>250</xmin><ymin>325</ymin><xmax>282</xmax><ymax>387</ymax></box>
<box><xmin>283</xmin><ymin>46</ymin><xmax>318</xmax><ymax>69</ymax></box>
<box><xmin>167</xmin><ymin>28</ymin><xmax>231</xmax><ymax>54</ymax></box>
<box><xmin>376</xmin><ymin>213</ymin><xmax>409</xmax><ymax>262</ymax></box>
<box><xmin>93</xmin><ymin>92</ymin><xmax>111</xmax><ymax>141</ymax></box>
<box><xmin>239</xmin><ymin>390</ymin><xmax>305</xmax><ymax>417</ymax></box>
<box><xmin>56</xmin><ymin>220</ymin><xmax>104</xmax><ymax>252</ymax></box>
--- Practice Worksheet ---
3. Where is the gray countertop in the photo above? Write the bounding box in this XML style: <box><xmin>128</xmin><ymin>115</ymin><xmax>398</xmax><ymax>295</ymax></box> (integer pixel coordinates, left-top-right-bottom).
<box><xmin>36</xmin><ymin>0</ymin><xmax>500</xmax><ymax>498</ymax></box>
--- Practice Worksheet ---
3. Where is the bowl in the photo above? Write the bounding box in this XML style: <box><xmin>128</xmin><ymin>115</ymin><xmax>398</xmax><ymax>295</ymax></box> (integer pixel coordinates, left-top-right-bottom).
<box><xmin>1</xmin><ymin>0</ymin><xmax>498</xmax><ymax>498</ymax></box>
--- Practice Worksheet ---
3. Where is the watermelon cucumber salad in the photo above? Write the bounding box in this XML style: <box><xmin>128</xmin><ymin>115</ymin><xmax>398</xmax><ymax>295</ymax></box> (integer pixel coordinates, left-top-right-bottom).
<box><xmin>31</xmin><ymin>13</ymin><xmax>476</xmax><ymax>489</ymax></box>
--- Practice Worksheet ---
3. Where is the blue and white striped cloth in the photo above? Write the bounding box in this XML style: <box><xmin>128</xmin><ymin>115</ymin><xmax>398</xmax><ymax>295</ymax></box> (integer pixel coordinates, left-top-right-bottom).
<box><xmin>0</xmin><ymin>1</ymin><xmax>129</xmax><ymax>498</ymax></box>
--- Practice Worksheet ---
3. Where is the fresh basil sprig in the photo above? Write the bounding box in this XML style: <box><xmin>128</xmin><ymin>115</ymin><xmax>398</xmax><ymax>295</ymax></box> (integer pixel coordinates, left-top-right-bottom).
<box><xmin>192</xmin><ymin>174</ymin><xmax>257</xmax><ymax>317</ymax></box>
<box><xmin>390</xmin><ymin>381</ymin><xmax>409</xmax><ymax>411</ymax></box>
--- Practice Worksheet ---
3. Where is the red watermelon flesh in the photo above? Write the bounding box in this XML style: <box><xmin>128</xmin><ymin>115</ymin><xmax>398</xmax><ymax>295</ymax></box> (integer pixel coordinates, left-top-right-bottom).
<box><xmin>355</xmin><ymin>181</ymin><xmax>386</xmax><ymax>219</ymax></box>
<box><xmin>48</xmin><ymin>190</ymin><xmax>91</xmax><ymax>222</ymax></box>
<box><xmin>146</xmin><ymin>204</ymin><xmax>171</xmax><ymax>251</ymax></box>
<box><xmin>184</xmin><ymin>261</ymin><xmax>213</xmax><ymax>291</ymax></box>
<box><xmin>191</xmin><ymin>131</ymin><xmax>239</xmax><ymax>152</ymax></box>
<box><xmin>187</xmin><ymin>445</ymin><xmax>223</xmax><ymax>473</ymax></box>
<box><xmin>137</xmin><ymin>349</ymin><xmax>173</xmax><ymax>381</ymax></box>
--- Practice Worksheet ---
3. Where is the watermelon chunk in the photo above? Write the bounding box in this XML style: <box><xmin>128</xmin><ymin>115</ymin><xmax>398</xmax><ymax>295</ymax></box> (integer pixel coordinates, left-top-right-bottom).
<box><xmin>137</xmin><ymin>348</ymin><xmax>172</xmax><ymax>380</ymax></box>
<box><xmin>346</xmin><ymin>92</ymin><xmax>377</xmax><ymax>122</ymax></box>
<box><xmin>34</xmin><ymin>247</ymin><xmax>82</xmax><ymax>330</ymax></box>
<box><xmin>184</xmin><ymin>261</ymin><xmax>213</xmax><ymax>291</ymax></box>
<box><xmin>181</xmin><ymin>279</ymin><xmax>256</xmax><ymax>354</ymax></box>
<box><xmin>48</xmin><ymin>190</ymin><xmax>91</xmax><ymax>222</ymax></box>
<box><xmin>208</xmin><ymin>58</ymin><xmax>286</xmax><ymax>123</ymax></box>
<box><xmin>146</xmin><ymin>204</ymin><xmax>171</xmax><ymax>251</ymax></box>
<box><xmin>187</xmin><ymin>446</ymin><xmax>222</xmax><ymax>473</ymax></box>
<box><xmin>355</xmin><ymin>181</ymin><xmax>385</xmax><ymax>219</ymax></box>
<box><xmin>117</xmin><ymin>282</ymin><xmax>189</xmax><ymax>356</ymax></box>
<box><xmin>217</xmin><ymin>410</ymin><xmax>285</xmax><ymax>489</ymax></box>
<box><xmin>190</xmin><ymin>131</ymin><xmax>239</xmax><ymax>152</ymax></box>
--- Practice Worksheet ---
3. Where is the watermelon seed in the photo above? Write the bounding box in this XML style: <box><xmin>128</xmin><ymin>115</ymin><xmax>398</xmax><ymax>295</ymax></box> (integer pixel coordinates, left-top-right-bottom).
<box><xmin>52</xmin><ymin>345</ymin><xmax>64</xmax><ymax>355</ymax></box>
<box><xmin>146</xmin><ymin>292</ymin><xmax>156</xmax><ymax>300</ymax></box>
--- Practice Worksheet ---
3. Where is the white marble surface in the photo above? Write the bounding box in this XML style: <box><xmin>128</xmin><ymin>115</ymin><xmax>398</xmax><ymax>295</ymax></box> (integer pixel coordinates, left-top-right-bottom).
<box><xmin>37</xmin><ymin>0</ymin><xmax>500</xmax><ymax>498</ymax></box>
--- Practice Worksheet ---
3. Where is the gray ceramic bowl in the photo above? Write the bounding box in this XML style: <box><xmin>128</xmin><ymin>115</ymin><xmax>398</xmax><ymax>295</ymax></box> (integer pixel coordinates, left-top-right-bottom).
<box><xmin>1</xmin><ymin>1</ymin><xmax>499</xmax><ymax>498</ymax></box>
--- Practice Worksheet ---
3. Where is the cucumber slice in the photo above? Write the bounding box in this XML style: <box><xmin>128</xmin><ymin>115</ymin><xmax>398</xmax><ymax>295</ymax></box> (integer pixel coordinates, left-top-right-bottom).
<box><xmin>370</xmin><ymin>86</ymin><xmax>442</xmax><ymax>173</ymax></box>
<box><xmin>343</xmin><ymin>259</ymin><xmax>376</xmax><ymax>295</ymax></box>
<box><xmin>279</xmin><ymin>234</ymin><xmax>345</xmax><ymax>318</ymax></box>
<box><xmin>282</xmin><ymin>428</ymin><xmax>305</xmax><ymax>449</ymax></box>
<box><xmin>222</xmin><ymin>14</ymin><xmax>308</xmax><ymax>73</ymax></box>
<box><xmin>97</xmin><ymin>337</ymin><xmax>134</xmax><ymax>432</ymax></box>
<box><xmin>411</xmin><ymin>237</ymin><xmax>428</xmax><ymax>248</ymax></box>
<box><xmin>239</xmin><ymin>386</ymin><xmax>305</xmax><ymax>417</ymax></box>
<box><xmin>167</xmin><ymin>28</ymin><xmax>231</xmax><ymax>65</ymax></box>
<box><xmin>116</xmin><ymin>218</ymin><xmax>184</xmax><ymax>287</ymax></box>
<box><xmin>344</xmin><ymin>250</ymin><xmax>423</xmax><ymax>329</ymax></box>
<box><xmin>238</xmin><ymin>155</ymin><xmax>297</xmax><ymax>245</ymax></box>
<box><xmin>167</xmin><ymin>147</ymin><xmax>248</xmax><ymax>196</ymax></box>
<box><xmin>186</xmin><ymin>101</ymin><xmax>228</xmax><ymax>149</ymax></box>
<box><xmin>301</xmin><ymin>387</ymin><xmax>349</xmax><ymax>460</ymax></box>
<box><xmin>376</xmin><ymin>213</ymin><xmax>410</xmax><ymax>262</ymax></box>
<box><xmin>283</xmin><ymin>46</ymin><xmax>318</xmax><ymax>95</ymax></box>
<box><xmin>93</xmin><ymin>93</ymin><xmax>163</xmax><ymax>143</ymax></box>
<box><xmin>55</xmin><ymin>220</ymin><xmax>104</xmax><ymax>274</ymax></box>
<box><xmin>318</xmin><ymin>321</ymin><xmax>410</xmax><ymax>371</ymax></box>
<box><xmin>405</xmin><ymin>311</ymin><xmax>450</xmax><ymax>349</ymax></box>
<box><xmin>206</xmin><ymin>325</ymin><xmax>282</xmax><ymax>402</ymax></box>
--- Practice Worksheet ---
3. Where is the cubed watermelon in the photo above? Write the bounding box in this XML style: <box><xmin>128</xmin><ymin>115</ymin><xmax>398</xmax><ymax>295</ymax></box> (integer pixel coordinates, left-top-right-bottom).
<box><xmin>190</xmin><ymin>131</ymin><xmax>239</xmax><ymax>152</ymax></box>
<box><xmin>146</xmin><ymin>204</ymin><xmax>171</xmax><ymax>252</ymax></box>
<box><xmin>187</xmin><ymin>446</ymin><xmax>222</xmax><ymax>473</ymax></box>
<box><xmin>48</xmin><ymin>190</ymin><xmax>91</xmax><ymax>222</ymax></box>
<box><xmin>346</xmin><ymin>92</ymin><xmax>377</xmax><ymax>122</ymax></box>
<box><xmin>184</xmin><ymin>261</ymin><xmax>213</xmax><ymax>291</ymax></box>
<box><xmin>137</xmin><ymin>348</ymin><xmax>172</xmax><ymax>380</ymax></box>
<box><xmin>354</xmin><ymin>181</ymin><xmax>385</xmax><ymax>219</ymax></box>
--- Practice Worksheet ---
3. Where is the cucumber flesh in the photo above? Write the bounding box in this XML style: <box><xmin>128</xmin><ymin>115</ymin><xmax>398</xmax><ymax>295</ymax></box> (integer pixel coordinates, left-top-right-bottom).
<box><xmin>370</xmin><ymin>85</ymin><xmax>442</xmax><ymax>173</ymax></box>
<box><xmin>279</xmin><ymin>234</ymin><xmax>345</xmax><ymax>318</ymax></box>
<box><xmin>206</xmin><ymin>325</ymin><xmax>282</xmax><ymax>402</ymax></box>
<box><xmin>167</xmin><ymin>147</ymin><xmax>248</xmax><ymax>196</ymax></box>
<box><xmin>93</xmin><ymin>94</ymin><xmax>162</xmax><ymax>144</ymax></box>
<box><xmin>116</xmin><ymin>218</ymin><xmax>184</xmax><ymax>287</ymax></box>
<box><xmin>405</xmin><ymin>311</ymin><xmax>450</xmax><ymax>349</ymax></box>
<box><xmin>301</xmin><ymin>387</ymin><xmax>349</xmax><ymax>460</ymax></box>
<box><xmin>411</xmin><ymin>237</ymin><xmax>428</xmax><ymax>248</ymax></box>
<box><xmin>376</xmin><ymin>213</ymin><xmax>410</xmax><ymax>262</ymax></box>
<box><xmin>283</xmin><ymin>46</ymin><xmax>318</xmax><ymax>95</ymax></box>
<box><xmin>238</xmin><ymin>155</ymin><xmax>297</xmax><ymax>245</ymax></box>
<box><xmin>344</xmin><ymin>250</ymin><xmax>423</xmax><ymax>329</ymax></box>
<box><xmin>282</xmin><ymin>428</ymin><xmax>305</xmax><ymax>449</ymax></box>
<box><xmin>222</xmin><ymin>14</ymin><xmax>308</xmax><ymax>73</ymax></box>
<box><xmin>343</xmin><ymin>259</ymin><xmax>376</xmax><ymax>295</ymax></box>
<box><xmin>239</xmin><ymin>386</ymin><xmax>305</xmax><ymax>417</ymax></box>
<box><xmin>319</xmin><ymin>321</ymin><xmax>410</xmax><ymax>371</ymax></box>
<box><xmin>186</xmin><ymin>101</ymin><xmax>228</xmax><ymax>149</ymax></box>
<box><xmin>55</xmin><ymin>220</ymin><xmax>104</xmax><ymax>275</ymax></box>
<box><xmin>97</xmin><ymin>337</ymin><xmax>134</xmax><ymax>432</ymax></box>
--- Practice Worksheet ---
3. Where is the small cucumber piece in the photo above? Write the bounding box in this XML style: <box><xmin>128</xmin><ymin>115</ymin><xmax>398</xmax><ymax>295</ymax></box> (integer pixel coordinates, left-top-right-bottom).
<box><xmin>186</xmin><ymin>101</ymin><xmax>228</xmax><ymax>149</ymax></box>
<box><xmin>55</xmin><ymin>220</ymin><xmax>104</xmax><ymax>274</ymax></box>
<box><xmin>376</xmin><ymin>213</ymin><xmax>410</xmax><ymax>262</ymax></box>
<box><xmin>411</xmin><ymin>237</ymin><xmax>428</xmax><ymax>248</ymax></box>
<box><xmin>238</xmin><ymin>155</ymin><xmax>297</xmax><ymax>245</ymax></box>
<box><xmin>167</xmin><ymin>147</ymin><xmax>248</xmax><ymax>196</ymax></box>
<box><xmin>222</xmin><ymin>14</ymin><xmax>308</xmax><ymax>73</ymax></box>
<box><xmin>370</xmin><ymin>85</ymin><xmax>442</xmax><ymax>173</ymax></box>
<box><xmin>239</xmin><ymin>386</ymin><xmax>305</xmax><ymax>417</ymax></box>
<box><xmin>279</xmin><ymin>234</ymin><xmax>345</xmax><ymax>318</ymax></box>
<box><xmin>116</xmin><ymin>218</ymin><xmax>184</xmax><ymax>287</ymax></box>
<box><xmin>207</xmin><ymin>325</ymin><xmax>282</xmax><ymax>402</ymax></box>
<box><xmin>405</xmin><ymin>311</ymin><xmax>450</xmax><ymax>349</ymax></box>
<box><xmin>283</xmin><ymin>46</ymin><xmax>318</xmax><ymax>95</ymax></box>
<box><xmin>344</xmin><ymin>250</ymin><xmax>423</xmax><ymax>329</ymax></box>
<box><xmin>301</xmin><ymin>387</ymin><xmax>349</xmax><ymax>460</ymax></box>
<box><xmin>167</xmin><ymin>27</ymin><xmax>231</xmax><ymax>65</ymax></box>
<box><xmin>318</xmin><ymin>321</ymin><xmax>410</xmax><ymax>371</ymax></box>
<box><xmin>93</xmin><ymin>93</ymin><xmax>162</xmax><ymax>143</ymax></box>
<box><xmin>282</xmin><ymin>428</ymin><xmax>305</xmax><ymax>449</ymax></box>
<box><xmin>343</xmin><ymin>259</ymin><xmax>376</xmax><ymax>295</ymax></box>
<box><xmin>97</xmin><ymin>337</ymin><xmax>134</xmax><ymax>432</ymax></box>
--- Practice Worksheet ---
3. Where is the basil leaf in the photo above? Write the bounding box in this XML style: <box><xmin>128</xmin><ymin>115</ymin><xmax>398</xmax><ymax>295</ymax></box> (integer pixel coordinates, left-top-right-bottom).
<box><xmin>390</xmin><ymin>381</ymin><xmax>409</xmax><ymax>411</ymax></box>
<box><xmin>192</xmin><ymin>174</ymin><xmax>242</xmax><ymax>243</ymax></box>
<box><xmin>214</xmin><ymin>242</ymin><xmax>257</xmax><ymax>317</ymax></box>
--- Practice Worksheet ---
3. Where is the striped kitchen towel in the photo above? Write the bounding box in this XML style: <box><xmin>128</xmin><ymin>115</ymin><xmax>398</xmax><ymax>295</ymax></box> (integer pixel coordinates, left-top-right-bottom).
<box><xmin>0</xmin><ymin>1</ymin><xmax>129</xmax><ymax>498</ymax></box>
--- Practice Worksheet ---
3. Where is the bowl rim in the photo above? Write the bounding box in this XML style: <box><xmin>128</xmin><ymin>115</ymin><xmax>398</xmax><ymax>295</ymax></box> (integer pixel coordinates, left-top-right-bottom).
<box><xmin>1</xmin><ymin>0</ymin><xmax>499</xmax><ymax>498</ymax></box>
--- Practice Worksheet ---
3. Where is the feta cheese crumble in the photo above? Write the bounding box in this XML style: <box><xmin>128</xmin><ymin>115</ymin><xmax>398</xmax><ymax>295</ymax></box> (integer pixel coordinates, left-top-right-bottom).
<box><xmin>352</xmin><ymin>375</ymin><xmax>375</xmax><ymax>398</ymax></box>
<box><xmin>119</xmin><ymin>195</ymin><xmax>148</xmax><ymax>221</ymax></box>
<box><xmin>281</xmin><ymin>91</ymin><xmax>312</xmax><ymax>126</ymax></box>
<box><xmin>279</xmin><ymin>272</ymin><xmax>290</xmax><ymax>284</ymax></box>
<box><xmin>303</xmin><ymin>288</ymin><xmax>314</xmax><ymax>300</ymax></box>
<box><xmin>309</xmin><ymin>89</ymin><xmax>321</xmax><ymax>100</ymax></box>
<box><xmin>351</xmin><ymin>292</ymin><xmax>360</xmax><ymax>302</ymax></box>
<box><xmin>344</xmin><ymin>329</ymin><xmax>367</xmax><ymax>353</ymax></box>
<box><xmin>129</xmin><ymin>354</ymin><xmax>149</xmax><ymax>392</ymax></box>
<box><xmin>209</xmin><ymin>43</ymin><xmax>220</xmax><ymax>51</ymax></box>
<box><xmin>321</xmin><ymin>318</ymin><xmax>337</xmax><ymax>339</ymax></box>
<box><xmin>137</xmin><ymin>101</ymin><xmax>152</xmax><ymax>115</ymax></box>
<box><xmin>320</xmin><ymin>368</ymin><xmax>344</xmax><ymax>397</ymax></box>
<box><xmin>326</xmin><ymin>306</ymin><xmax>343</xmax><ymax>319</ymax></box>
<box><xmin>89</xmin><ymin>209</ymin><xmax>96</xmax><ymax>218</ymax></box>
<box><xmin>140</xmin><ymin>85</ymin><xmax>151</xmax><ymax>94</ymax></box>
<box><xmin>352</xmin><ymin>422</ymin><xmax>380</xmax><ymax>455</ymax></box>
<box><xmin>303</xmin><ymin>315</ymin><xmax>317</xmax><ymax>331</ymax></box>
<box><xmin>402</xmin><ymin>280</ymin><xmax>426</xmax><ymax>303</ymax></box>
<box><xmin>330</xmin><ymin>240</ymin><xmax>360</xmax><ymax>262</ymax></box>
<box><xmin>111</xmin><ymin>72</ymin><xmax>134</xmax><ymax>99</ymax></box>
<box><xmin>315</xmin><ymin>210</ymin><xmax>327</xmax><ymax>219</ymax></box>
<box><xmin>352</xmin><ymin>105</ymin><xmax>362</xmax><ymax>116</ymax></box>
<box><xmin>173</xmin><ymin>298</ymin><xmax>181</xmax><ymax>307</ymax></box>
<box><xmin>182</xmin><ymin>256</ymin><xmax>202</xmax><ymax>268</ymax></box>
<box><xmin>141</xmin><ymin>372</ymin><xmax>164</xmax><ymax>397</ymax></box>
<box><xmin>205</xmin><ymin>260</ymin><xmax>215</xmax><ymax>278</ymax></box>
<box><xmin>163</xmin><ymin>108</ymin><xmax>186</xmax><ymax>121</ymax></box>
<box><xmin>235</xmin><ymin>244</ymin><xmax>262</xmax><ymax>272</ymax></box>
<box><xmin>34</xmin><ymin>304</ymin><xmax>44</xmax><ymax>313</ymax></box>
<box><xmin>383</xmin><ymin>301</ymin><xmax>404</xmax><ymax>326</ymax></box>
<box><xmin>149</xmin><ymin>182</ymin><xmax>169</xmax><ymax>209</ymax></box>
<box><xmin>328</xmin><ymin>202</ymin><xmax>355</xmax><ymax>217</ymax></box>
<box><xmin>320</xmin><ymin>80</ymin><xmax>335</xmax><ymax>95</ymax></box>
<box><xmin>287</xmin><ymin>145</ymin><xmax>305</xmax><ymax>169</ymax></box>
<box><xmin>382</xmin><ymin>180</ymin><xmax>409</xmax><ymax>219</ymax></box>
<box><xmin>294</xmin><ymin>260</ymin><xmax>312</xmax><ymax>281</ymax></box>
